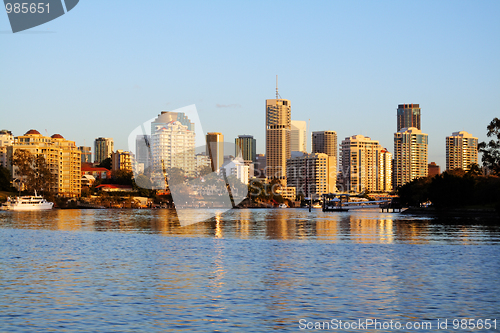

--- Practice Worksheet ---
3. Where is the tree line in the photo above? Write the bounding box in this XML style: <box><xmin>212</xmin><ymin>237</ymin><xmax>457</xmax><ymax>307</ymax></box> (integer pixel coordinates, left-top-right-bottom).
<box><xmin>399</xmin><ymin>117</ymin><xmax>500</xmax><ymax>211</ymax></box>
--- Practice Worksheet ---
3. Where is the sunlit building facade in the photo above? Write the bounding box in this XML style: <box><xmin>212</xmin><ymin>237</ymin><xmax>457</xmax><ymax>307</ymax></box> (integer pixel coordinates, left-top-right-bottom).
<box><xmin>291</xmin><ymin>120</ymin><xmax>307</xmax><ymax>153</ymax></box>
<box><xmin>286</xmin><ymin>153</ymin><xmax>336</xmax><ymax>197</ymax></box>
<box><xmin>446</xmin><ymin>131</ymin><xmax>478</xmax><ymax>171</ymax></box>
<box><xmin>393</xmin><ymin>127</ymin><xmax>428</xmax><ymax>188</ymax></box>
<box><xmin>206</xmin><ymin>132</ymin><xmax>224</xmax><ymax>172</ymax></box>
<box><xmin>0</xmin><ymin>130</ymin><xmax>13</xmax><ymax>168</ymax></box>
<box><xmin>10</xmin><ymin>130</ymin><xmax>81</xmax><ymax>197</ymax></box>
<box><xmin>340</xmin><ymin>135</ymin><xmax>392</xmax><ymax>193</ymax></box>
<box><xmin>266</xmin><ymin>98</ymin><xmax>291</xmax><ymax>184</ymax></box>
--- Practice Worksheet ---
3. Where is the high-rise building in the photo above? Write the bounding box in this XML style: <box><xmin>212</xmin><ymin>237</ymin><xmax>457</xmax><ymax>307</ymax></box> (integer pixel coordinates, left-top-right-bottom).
<box><xmin>397</xmin><ymin>104</ymin><xmax>421</xmax><ymax>131</ymax></box>
<box><xmin>135</xmin><ymin>135</ymin><xmax>151</xmax><ymax>172</ymax></box>
<box><xmin>111</xmin><ymin>150</ymin><xmax>134</xmax><ymax>172</ymax></box>
<box><xmin>286</xmin><ymin>153</ymin><xmax>336</xmax><ymax>197</ymax></box>
<box><xmin>78</xmin><ymin>146</ymin><xmax>92</xmax><ymax>164</ymax></box>
<box><xmin>291</xmin><ymin>120</ymin><xmax>307</xmax><ymax>153</ymax></box>
<box><xmin>393</xmin><ymin>127</ymin><xmax>428</xmax><ymax>188</ymax></box>
<box><xmin>0</xmin><ymin>130</ymin><xmax>13</xmax><ymax>168</ymax></box>
<box><xmin>312</xmin><ymin>131</ymin><xmax>337</xmax><ymax>159</ymax></box>
<box><xmin>340</xmin><ymin>135</ymin><xmax>392</xmax><ymax>193</ymax></box>
<box><xmin>206</xmin><ymin>132</ymin><xmax>224</xmax><ymax>172</ymax></box>
<box><xmin>379</xmin><ymin>148</ymin><xmax>393</xmax><ymax>193</ymax></box>
<box><xmin>9</xmin><ymin>130</ymin><xmax>81</xmax><ymax>197</ymax></box>
<box><xmin>94</xmin><ymin>137</ymin><xmax>114</xmax><ymax>164</ymax></box>
<box><xmin>235</xmin><ymin>135</ymin><xmax>256</xmax><ymax>162</ymax></box>
<box><xmin>150</xmin><ymin>112</ymin><xmax>196</xmax><ymax>187</ymax></box>
<box><xmin>151</xmin><ymin>120</ymin><xmax>195</xmax><ymax>181</ymax></box>
<box><xmin>266</xmin><ymin>85</ymin><xmax>291</xmax><ymax>183</ymax></box>
<box><xmin>446</xmin><ymin>131</ymin><xmax>478</xmax><ymax>171</ymax></box>
<box><xmin>151</xmin><ymin>111</ymin><xmax>194</xmax><ymax>133</ymax></box>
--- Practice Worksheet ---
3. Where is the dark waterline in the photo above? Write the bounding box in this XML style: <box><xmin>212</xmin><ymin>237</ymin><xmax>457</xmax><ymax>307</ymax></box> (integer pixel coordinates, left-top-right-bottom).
<box><xmin>1</xmin><ymin>209</ymin><xmax>499</xmax><ymax>332</ymax></box>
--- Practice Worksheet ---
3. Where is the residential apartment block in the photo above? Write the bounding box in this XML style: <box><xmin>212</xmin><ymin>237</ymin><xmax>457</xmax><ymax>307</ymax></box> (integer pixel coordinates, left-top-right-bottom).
<box><xmin>111</xmin><ymin>150</ymin><xmax>134</xmax><ymax>172</ymax></box>
<box><xmin>0</xmin><ymin>130</ymin><xmax>13</xmax><ymax>168</ymax></box>
<box><xmin>94</xmin><ymin>137</ymin><xmax>114</xmax><ymax>164</ymax></box>
<box><xmin>340</xmin><ymin>134</ymin><xmax>392</xmax><ymax>193</ymax></box>
<box><xmin>151</xmin><ymin>120</ymin><xmax>195</xmax><ymax>182</ymax></box>
<box><xmin>446</xmin><ymin>131</ymin><xmax>478</xmax><ymax>171</ymax></box>
<box><xmin>286</xmin><ymin>153</ymin><xmax>336</xmax><ymax>197</ymax></box>
<box><xmin>393</xmin><ymin>127</ymin><xmax>428</xmax><ymax>188</ymax></box>
<box><xmin>10</xmin><ymin>130</ymin><xmax>81</xmax><ymax>197</ymax></box>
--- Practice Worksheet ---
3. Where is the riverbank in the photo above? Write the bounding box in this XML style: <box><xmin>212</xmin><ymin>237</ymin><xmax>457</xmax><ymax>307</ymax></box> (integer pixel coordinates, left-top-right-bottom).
<box><xmin>403</xmin><ymin>207</ymin><xmax>500</xmax><ymax>219</ymax></box>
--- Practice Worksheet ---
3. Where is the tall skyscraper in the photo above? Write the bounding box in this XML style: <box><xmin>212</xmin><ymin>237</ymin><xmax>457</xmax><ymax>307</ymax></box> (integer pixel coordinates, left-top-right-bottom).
<box><xmin>291</xmin><ymin>120</ymin><xmax>307</xmax><ymax>153</ymax></box>
<box><xmin>78</xmin><ymin>146</ymin><xmax>92</xmax><ymax>163</ymax></box>
<box><xmin>94</xmin><ymin>137</ymin><xmax>114</xmax><ymax>164</ymax></box>
<box><xmin>446</xmin><ymin>131</ymin><xmax>478</xmax><ymax>171</ymax></box>
<box><xmin>266</xmin><ymin>81</ymin><xmax>291</xmax><ymax>183</ymax></box>
<box><xmin>397</xmin><ymin>104</ymin><xmax>421</xmax><ymax>131</ymax></box>
<box><xmin>206</xmin><ymin>132</ymin><xmax>224</xmax><ymax>172</ymax></box>
<box><xmin>340</xmin><ymin>135</ymin><xmax>392</xmax><ymax>193</ymax></box>
<box><xmin>393</xmin><ymin>127</ymin><xmax>428</xmax><ymax>188</ymax></box>
<box><xmin>235</xmin><ymin>135</ymin><xmax>256</xmax><ymax>162</ymax></box>
<box><xmin>135</xmin><ymin>134</ymin><xmax>151</xmax><ymax>172</ymax></box>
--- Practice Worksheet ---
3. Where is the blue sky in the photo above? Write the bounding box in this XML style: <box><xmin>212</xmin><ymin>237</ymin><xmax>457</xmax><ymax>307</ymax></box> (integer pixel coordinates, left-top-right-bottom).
<box><xmin>1</xmin><ymin>0</ymin><xmax>499</xmax><ymax>168</ymax></box>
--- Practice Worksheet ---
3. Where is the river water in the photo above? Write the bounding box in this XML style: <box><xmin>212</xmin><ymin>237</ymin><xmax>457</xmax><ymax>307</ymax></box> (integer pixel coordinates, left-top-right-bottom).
<box><xmin>1</xmin><ymin>208</ymin><xmax>499</xmax><ymax>332</ymax></box>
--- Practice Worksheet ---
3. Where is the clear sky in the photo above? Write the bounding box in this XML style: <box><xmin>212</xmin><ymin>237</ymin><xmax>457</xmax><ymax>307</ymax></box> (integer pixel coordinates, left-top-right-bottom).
<box><xmin>1</xmin><ymin>0</ymin><xmax>499</xmax><ymax>168</ymax></box>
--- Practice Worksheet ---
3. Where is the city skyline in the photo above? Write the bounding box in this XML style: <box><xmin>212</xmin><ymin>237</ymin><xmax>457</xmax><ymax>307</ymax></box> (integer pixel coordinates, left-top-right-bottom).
<box><xmin>1</xmin><ymin>1</ymin><xmax>499</xmax><ymax>170</ymax></box>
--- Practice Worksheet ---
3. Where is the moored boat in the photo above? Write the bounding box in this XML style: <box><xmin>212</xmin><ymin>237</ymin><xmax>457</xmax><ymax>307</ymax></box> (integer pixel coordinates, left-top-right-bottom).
<box><xmin>1</xmin><ymin>191</ymin><xmax>53</xmax><ymax>211</ymax></box>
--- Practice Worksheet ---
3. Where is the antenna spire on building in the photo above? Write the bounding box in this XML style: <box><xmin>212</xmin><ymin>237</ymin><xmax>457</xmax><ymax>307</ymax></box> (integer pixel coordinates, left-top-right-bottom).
<box><xmin>276</xmin><ymin>75</ymin><xmax>279</xmax><ymax>99</ymax></box>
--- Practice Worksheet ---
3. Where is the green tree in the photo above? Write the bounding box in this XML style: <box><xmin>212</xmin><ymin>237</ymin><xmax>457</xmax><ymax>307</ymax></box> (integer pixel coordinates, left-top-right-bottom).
<box><xmin>478</xmin><ymin>117</ymin><xmax>500</xmax><ymax>175</ymax></box>
<box><xmin>166</xmin><ymin>167</ymin><xmax>185</xmax><ymax>186</ymax></box>
<box><xmin>112</xmin><ymin>169</ymin><xmax>134</xmax><ymax>185</ymax></box>
<box><xmin>11</xmin><ymin>149</ymin><xmax>54</xmax><ymax>194</ymax></box>
<box><xmin>198</xmin><ymin>165</ymin><xmax>212</xmax><ymax>177</ymax></box>
<box><xmin>135</xmin><ymin>173</ymin><xmax>153</xmax><ymax>189</ymax></box>
<box><xmin>397</xmin><ymin>177</ymin><xmax>431</xmax><ymax>207</ymax></box>
<box><xmin>98</xmin><ymin>157</ymin><xmax>112</xmax><ymax>170</ymax></box>
<box><xmin>0</xmin><ymin>165</ymin><xmax>12</xmax><ymax>191</ymax></box>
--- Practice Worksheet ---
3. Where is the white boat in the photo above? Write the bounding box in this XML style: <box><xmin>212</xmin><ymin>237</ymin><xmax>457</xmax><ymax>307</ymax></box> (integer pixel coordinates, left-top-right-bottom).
<box><xmin>279</xmin><ymin>203</ymin><xmax>287</xmax><ymax>208</ymax></box>
<box><xmin>1</xmin><ymin>191</ymin><xmax>53</xmax><ymax>211</ymax></box>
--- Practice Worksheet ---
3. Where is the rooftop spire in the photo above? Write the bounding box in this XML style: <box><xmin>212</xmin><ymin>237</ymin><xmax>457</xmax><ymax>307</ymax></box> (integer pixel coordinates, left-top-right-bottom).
<box><xmin>275</xmin><ymin>75</ymin><xmax>281</xmax><ymax>99</ymax></box>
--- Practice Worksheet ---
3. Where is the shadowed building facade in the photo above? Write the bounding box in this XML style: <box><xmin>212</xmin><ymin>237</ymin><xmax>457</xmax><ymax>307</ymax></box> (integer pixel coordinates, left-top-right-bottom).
<box><xmin>397</xmin><ymin>104</ymin><xmax>421</xmax><ymax>131</ymax></box>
